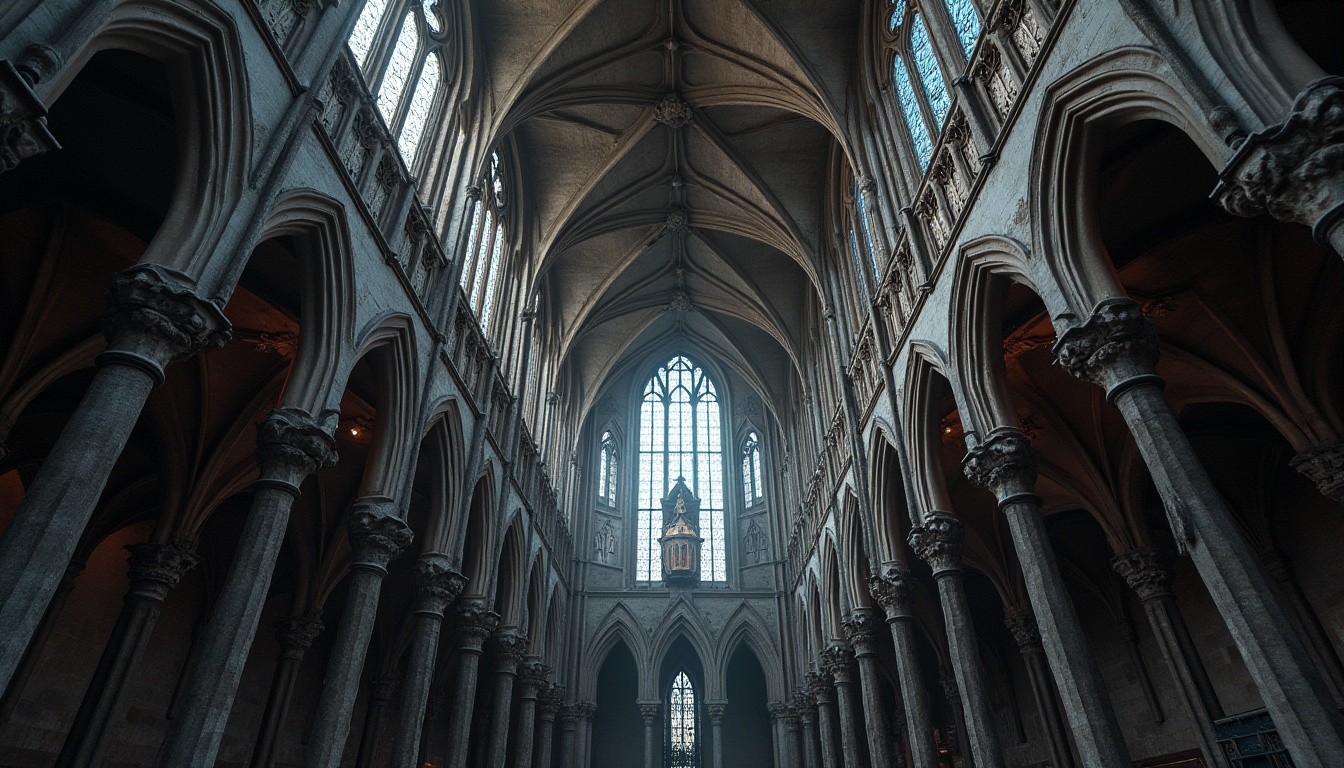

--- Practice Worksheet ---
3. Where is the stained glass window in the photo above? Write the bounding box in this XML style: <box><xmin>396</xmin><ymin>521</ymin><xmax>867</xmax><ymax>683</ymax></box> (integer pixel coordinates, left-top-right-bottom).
<box><xmin>480</xmin><ymin>220</ymin><xmax>504</xmax><ymax>328</ymax></box>
<box><xmin>947</xmin><ymin>0</ymin><xmax>983</xmax><ymax>58</ymax></box>
<box><xmin>667</xmin><ymin>671</ymin><xmax>698</xmax><ymax>768</ymax></box>
<box><xmin>893</xmin><ymin>53</ymin><xmax>933</xmax><ymax>167</ymax></box>
<box><xmin>599</xmin><ymin>431</ymin><xmax>618</xmax><ymax>505</ymax></box>
<box><xmin>348</xmin><ymin>0</ymin><xmax>388</xmax><ymax>68</ymax></box>
<box><xmin>911</xmin><ymin>13</ymin><xmax>951</xmax><ymax>129</ymax></box>
<box><xmin>398</xmin><ymin>53</ymin><xmax>440</xmax><ymax>164</ymax></box>
<box><xmin>471</xmin><ymin>207</ymin><xmax>494</xmax><ymax>304</ymax></box>
<box><xmin>854</xmin><ymin>179</ymin><xmax>880</xmax><ymax>273</ymax></box>
<box><xmin>638</xmin><ymin>357</ymin><xmax>727</xmax><ymax>583</ymax></box>
<box><xmin>421</xmin><ymin>0</ymin><xmax>440</xmax><ymax>33</ymax></box>
<box><xmin>889</xmin><ymin>0</ymin><xmax>907</xmax><ymax>31</ymax></box>
<box><xmin>377</xmin><ymin>14</ymin><xmax>419</xmax><ymax>126</ymax></box>
<box><xmin>743</xmin><ymin>431</ymin><xmax>762</xmax><ymax>506</ymax></box>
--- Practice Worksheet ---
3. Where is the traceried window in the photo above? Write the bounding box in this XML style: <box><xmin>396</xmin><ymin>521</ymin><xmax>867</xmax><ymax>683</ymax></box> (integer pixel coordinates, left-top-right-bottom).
<box><xmin>886</xmin><ymin>1</ymin><xmax>965</xmax><ymax>170</ymax></box>
<box><xmin>637</xmin><ymin>357</ymin><xmax>727</xmax><ymax>583</ymax></box>
<box><xmin>599</xmin><ymin>431</ymin><xmax>618</xmax><ymax>506</ymax></box>
<box><xmin>853</xmin><ymin>178</ymin><xmax>880</xmax><ymax>274</ymax></box>
<box><xmin>347</xmin><ymin>0</ymin><xmax>388</xmax><ymax>67</ymax></box>
<box><xmin>666</xmin><ymin>671</ymin><xmax>698</xmax><ymax>768</ymax></box>
<box><xmin>460</xmin><ymin>152</ymin><xmax>509</xmax><ymax>336</ymax></box>
<box><xmin>742</xmin><ymin>431</ymin><xmax>763</xmax><ymax>507</ymax></box>
<box><xmin>947</xmin><ymin>0</ymin><xmax>983</xmax><ymax>57</ymax></box>
<box><xmin>910</xmin><ymin>13</ymin><xmax>951</xmax><ymax>128</ymax></box>
<box><xmin>892</xmin><ymin>52</ymin><xmax>933</xmax><ymax>166</ymax></box>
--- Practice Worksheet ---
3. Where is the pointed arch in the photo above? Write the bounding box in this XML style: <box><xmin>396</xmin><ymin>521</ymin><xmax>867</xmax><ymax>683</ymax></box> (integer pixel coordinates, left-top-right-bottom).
<box><xmin>902</xmin><ymin>343</ymin><xmax>960</xmax><ymax>515</ymax></box>
<box><xmin>350</xmin><ymin>312</ymin><xmax>422</xmax><ymax>498</ymax></box>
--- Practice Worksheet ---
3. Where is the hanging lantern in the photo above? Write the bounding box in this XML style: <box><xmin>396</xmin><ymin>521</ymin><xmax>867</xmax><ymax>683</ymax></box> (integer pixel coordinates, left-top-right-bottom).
<box><xmin>660</xmin><ymin>490</ymin><xmax>702</xmax><ymax>586</ymax></box>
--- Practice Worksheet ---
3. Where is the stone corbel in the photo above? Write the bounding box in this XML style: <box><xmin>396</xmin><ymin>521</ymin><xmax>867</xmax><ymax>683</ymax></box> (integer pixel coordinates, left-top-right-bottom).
<box><xmin>0</xmin><ymin>58</ymin><xmax>59</xmax><ymax>175</ymax></box>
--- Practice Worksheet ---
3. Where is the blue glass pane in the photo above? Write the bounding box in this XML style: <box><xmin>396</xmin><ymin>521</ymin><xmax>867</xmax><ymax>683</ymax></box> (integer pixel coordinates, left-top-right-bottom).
<box><xmin>946</xmin><ymin>0</ymin><xmax>982</xmax><ymax>57</ymax></box>
<box><xmin>347</xmin><ymin>0</ymin><xmax>388</xmax><ymax>69</ymax></box>
<box><xmin>421</xmin><ymin>0</ymin><xmax>440</xmax><ymax>33</ymax></box>
<box><xmin>893</xmin><ymin>54</ymin><xmax>933</xmax><ymax>168</ymax></box>
<box><xmin>376</xmin><ymin>13</ymin><xmax>419</xmax><ymax>125</ymax></box>
<box><xmin>398</xmin><ymin>52</ymin><xmax>440</xmax><ymax>165</ymax></box>
<box><xmin>855</xmin><ymin>181</ymin><xmax>879</xmax><ymax>272</ymax></box>
<box><xmin>911</xmin><ymin>13</ymin><xmax>951</xmax><ymax>129</ymax></box>
<box><xmin>889</xmin><ymin>0</ymin><xmax>907</xmax><ymax>31</ymax></box>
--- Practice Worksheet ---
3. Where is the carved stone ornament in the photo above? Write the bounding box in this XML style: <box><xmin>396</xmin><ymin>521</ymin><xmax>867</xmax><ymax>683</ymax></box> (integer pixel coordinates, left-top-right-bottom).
<box><xmin>639</xmin><ymin>702</ymin><xmax>660</xmax><ymax>723</ymax></box>
<box><xmin>492</xmin><ymin>630</ymin><xmax>529</xmax><ymax>669</ymax></box>
<box><xmin>1052</xmin><ymin>297</ymin><xmax>1162</xmax><ymax>402</ymax></box>
<box><xmin>665</xmin><ymin>288</ymin><xmax>696</xmax><ymax>314</ymax></box>
<box><xmin>868</xmin><ymin>567</ymin><xmax>914</xmax><ymax>620</ymax></box>
<box><xmin>842</xmin><ymin>610</ymin><xmax>883</xmax><ymax>656</ymax></box>
<box><xmin>518</xmin><ymin>661</ymin><xmax>551</xmax><ymax>697</ymax></box>
<box><xmin>1290</xmin><ymin>437</ymin><xmax>1344</xmax><ymax>504</ymax></box>
<box><xmin>1003</xmin><ymin>609</ymin><xmax>1042</xmax><ymax>654</ymax></box>
<box><xmin>540</xmin><ymin>684</ymin><xmax>565</xmax><ymax>716</ymax></box>
<box><xmin>805</xmin><ymin>670</ymin><xmax>834</xmax><ymax>702</ymax></box>
<box><xmin>101</xmin><ymin>265</ymin><xmax>232</xmax><ymax>380</ymax></box>
<box><xmin>1111</xmin><ymin>548</ymin><xmax>1172</xmax><ymax>602</ymax></box>
<box><xmin>820</xmin><ymin>644</ymin><xmax>856</xmax><ymax>683</ymax></box>
<box><xmin>414</xmin><ymin>554</ymin><xmax>467</xmax><ymax>616</ymax></box>
<box><xmin>653</xmin><ymin>93</ymin><xmax>693</xmax><ymax>128</ymax></box>
<box><xmin>767</xmin><ymin>702</ymin><xmax>790</xmax><ymax>721</ymax></box>
<box><xmin>575</xmin><ymin>701</ymin><xmax>597</xmax><ymax>720</ymax></box>
<box><xmin>255</xmin><ymin>407</ymin><xmax>339</xmax><ymax>489</ymax></box>
<box><xmin>275</xmin><ymin>614</ymin><xmax>324</xmax><ymax>660</ymax></box>
<box><xmin>454</xmin><ymin>601</ymin><xmax>501</xmax><ymax>650</ymax></box>
<box><xmin>346</xmin><ymin>501</ymin><xmax>413</xmax><ymax>569</ymax></box>
<box><xmin>791</xmin><ymin>693</ymin><xmax>815</xmax><ymax>721</ymax></box>
<box><xmin>1215</xmin><ymin>79</ymin><xmax>1344</xmax><ymax>245</ymax></box>
<box><xmin>707</xmin><ymin>702</ymin><xmax>727</xmax><ymax>725</ymax></box>
<box><xmin>909</xmin><ymin>512</ymin><xmax>965</xmax><ymax>575</ymax></box>
<box><xmin>0</xmin><ymin>59</ymin><xmax>60</xmax><ymax>174</ymax></box>
<box><xmin>962</xmin><ymin>426</ymin><xmax>1039</xmax><ymax>499</ymax></box>
<box><xmin>125</xmin><ymin>542</ymin><xmax>199</xmax><ymax>602</ymax></box>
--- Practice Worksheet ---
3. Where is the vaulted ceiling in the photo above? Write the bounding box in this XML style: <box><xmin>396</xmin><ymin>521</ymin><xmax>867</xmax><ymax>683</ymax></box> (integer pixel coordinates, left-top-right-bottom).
<box><xmin>478</xmin><ymin>0</ymin><xmax>865</xmax><ymax>419</ymax></box>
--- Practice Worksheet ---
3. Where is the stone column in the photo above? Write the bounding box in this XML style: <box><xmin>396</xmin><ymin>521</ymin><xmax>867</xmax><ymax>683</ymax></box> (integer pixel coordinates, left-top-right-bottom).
<box><xmin>844</xmin><ymin>610</ymin><xmax>892</xmax><ymax>768</ymax></box>
<box><xmin>390</xmin><ymin>554</ymin><xmax>466</xmax><ymax>768</ymax></box>
<box><xmin>1214</xmin><ymin>80</ymin><xmax>1344</xmax><ymax>258</ymax></box>
<box><xmin>1290</xmin><ymin>438</ymin><xmax>1344</xmax><ymax>506</ymax></box>
<box><xmin>869</xmin><ymin>568</ymin><xmax>938</xmax><ymax>768</ymax></box>
<box><xmin>937</xmin><ymin>671</ymin><xmax>970</xmax><ymax>762</ymax></box>
<box><xmin>557</xmin><ymin>706</ymin><xmax>579</xmax><ymax>768</ymax></box>
<box><xmin>251</xmin><ymin>614</ymin><xmax>324</xmax><ymax>768</ymax></box>
<box><xmin>513</xmin><ymin>661</ymin><xmax>550</xmax><ymax>768</ymax></box>
<box><xmin>535</xmin><ymin>685</ymin><xmax>562</xmax><ymax>768</ymax></box>
<box><xmin>303</xmin><ymin>502</ymin><xmax>413</xmax><ymax>768</ymax></box>
<box><xmin>639</xmin><ymin>701</ymin><xmax>660</xmax><ymax>768</ymax></box>
<box><xmin>486</xmin><ymin>631</ymin><xmax>529</xmax><ymax>768</ymax></box>
<box><xmin>0</xmin><ymin>265</ymin><xmax>229</xmax><ymax>693</ymax></box>
<box><xmin>768</xmin><ymin>702</ymin><xmax>790</xmax><ymax>768</ymax></box>
<box><xmin>793</xmin><ymin>694</ymin><xmax>820</xmax><ymax>768</ymax></box>
<box><xmin>446</xmin><ymin>603</ymin><xmax>500</xmax><ymax>768</ymax></box>
<box><xmin>574</xmin><ymin>700</ymin><xmax>596</xmax><ymax>768</ymax></box>
<box><xmin>910</xmin><ymin>513</ymin><xmax>1004</xmax><ymax>768</ymax></box>
<box><xmin>807</xmin><ymin>671</ymin><xmax>840</xmax><ymax>768</ymax></box>
<box><xmin>354</xmin><ymin>675</ymin><xmax>397</xmax><ymax>768</ymax></box>
<box><xmin>1002</xmin><ymin>609</ymin><xmax>1075</xmax><ymax>768</ymax></box>
<box><xmin>55</xmin><ymin>541</ymin><xmax>197</xmax><ymax>768</ymax></box>
<box><xmin>1112</xmin><ymin>549</ymin><xmax>1228</xmax><ymax>768</ymax></box>
<box><xmin>963</xmin><ymin>428</ymin><xmax>1130</xmax><ymax>766</ymax></box>
<box><xmin>785</xmin><ymin>706</ymin><xmax>804</xmax><ymax>768</ymax></box>
<box><xmin>0</xmin><ymin>562</ymin><xmax>82</xmax><ymax>724</ymax></box>
<box><xmin>159</xmin><ymin>407</ymin><xmax>336</xmax><ymax>767</ymax></box>
<box><xmin>0</xmin><ymin>58</ymin><xmax>61</xmax><ymax>174</ymax></box>
<box><xmin>820</xmin><ymin>645</ymin><xmax>864</xmax><ymax>768</ymax></box>
<box><xmin>707</xmin><ymin>701</ymin><xmax>727</xmax><ymax>768</ymax></box>
<box><xmin>1055</xmin><ymin>297</ymin><xmax>1344</xmax><ymax>765</ymax></box>
<box><xmin>1260</xmin><ymin>549</ymin><xmax>1344</xmax><ymax>706</ymax></box>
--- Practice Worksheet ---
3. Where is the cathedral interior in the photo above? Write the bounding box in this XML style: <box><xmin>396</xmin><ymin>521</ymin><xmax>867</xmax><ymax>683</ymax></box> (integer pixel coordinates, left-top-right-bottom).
<box><xmin>1</xmin><ymin>0</ymin><xmax>1343</xmax><ymax>767</ymax></box>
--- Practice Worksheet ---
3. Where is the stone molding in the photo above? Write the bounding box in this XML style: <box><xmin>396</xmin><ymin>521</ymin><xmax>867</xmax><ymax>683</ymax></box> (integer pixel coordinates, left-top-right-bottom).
<box><xmin>100</xmin><ymin>265</ymin><xmax>231</xmax><ymax>383</ymax></box>
<box><xmin>820</xmin><ymin>644</ymin><xmax>856</xmax><ymax>684</ymax></box>
<box><xmin>1290</xmin><ymin>438</ymin><xmax>1344</xmax><ymax>504</ymax></box>
<box><xmin>0</xmin><ymin>58</ymin><xmax>60</xmax><ymax>173</ymax></box>
<box><xmin>910</xmin><ymin>512</ymin><xmax>965</xmax><ymax>575</ymax></box>
<box><xmin>125</xmin><ymin>542</ymin><xmax>198</xmax><ymax>602</ymax></box>
<box><xmin>1053</xmin><ymin>297</ymin><xmax>1162</xmax><ymax>403</ymax></box>
<box><xmin>653</xmin><ymin>93</ymin><xmax>693</xmax><ymax>127</ymax></box>
<box><xmin>454</xmin><ymin>601</ymin><xmax>501</xmax><ymax>650</ymax></box>
<box><xmin>413</xmin><ymin>554</ymin><xmax>466</xmax><ymax>617</ymax></box>
<box><xmin>255</xmin><ymin>407</ymin><xmax>338</xmax><ymax>490</ymax></box>
<box><xmin>1111</xmin><ymin>548</ymin><xmax>1173</xmax><ymax>602</ymax></box>
<box><xmin>1215</xmin><ymin>79</ymin><xmax>1344</xmax><ymax>243</ymax></box>
<box><xmin>1003</xmin><ymin>608</ymin><xmax>1042</xmax><ymax>654</ymax></box>
<box><xmin>274</xmin><ymin>615</ymin><xmax>324</xmax><ymax>661</ymax></box>
<box><xmin>346</xmin><ymin>501</ymin><xmax>413</xmax><ymax>570</ymax></box>
<box><xmin>962</xmin><ymin>426</ymin><xmax>1039</xmax><ymax>500</ymax></box>
<box><xmin>842</xmin><ymin>610</ymin><xmax>883</xmax><ymax>657</ymax></box>
<box><xmin>868</xmin><ymin>567</ymin><xmax>915</xmax><ymax>620</ymax></box>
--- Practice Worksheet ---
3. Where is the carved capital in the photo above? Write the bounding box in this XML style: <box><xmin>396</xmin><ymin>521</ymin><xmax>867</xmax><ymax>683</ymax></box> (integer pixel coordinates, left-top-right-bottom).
<box><xmin>1003</xmin><ymin>608</ymin><xmax>1042</xmax><ymax>654</ymax></box>
<box><xmin>492</xmin><ymin>630</ymin><xmax>529</xmax><ymax>670</ymax></box>
<box><xmin>767</xmin><ymin>702</ymin><xmax>790</xmax><ymax>721</ymax></box>
<box><xmin>868</xmin><ymin>566</ymin><xmax>914</xmax><ymax>620</ymax></box>
<box><xmin>805</xmin><ymin>670</ymin><xmax>834</xmax><ymax>704</ymax></box>
<box><xmin>820</xmin><ymin>644</ymin><xmax>856</xmax><ymax>684</ymax></box>
<box><xmin>100</xmin><ymin>265</ymin><xmax>231</xmax><ymax>383</ymax></box>
<box><xmin>125</xmin><ymin>542</ymin><xmax>198</xmax><ymax>602</ymax></box>
<box><xmin>909</xmin><ymin>512</ymin><xmax>965</xmax><ymax>575</ymax></box>
<box><xmin>638</xmin><ymin>701</ymin><xmax>660</xmax><ymax>723</ymax></box>
<box><xmin>1216</xmin><ymin>79</ymin><xmax>1344</xmax><ymax>243</ymax></box>
<box><xmin>454</xmin><ymin>600</ymin><xmax>500</xmax><ymax>650</ymax></box>
<box><xmin>791</xmin><ymin>693</ymin><xmax>815</xmax><ymax>723</ymax></box>
<box><xmin>1112</xmin><ymin>548</ymin><xmax>1172</xmax><ymax>602</ymax></box>
<box><xmin>346</xmin><ymin>501</ymin><xmax>412</xmax><ymax>569</ymax></box>
<box><xmin>1290</xmin><ymin>437</ymin><xmax>1344</xmax><ymax>504</ymax></box>
<box><xmin>540</xmin><ymin>684</ymin><xmax>566</xmax><ymax>717</ymax></box>
<box><xmin>707</xmin><ymin>702</ymin><xmax>727</xmax><ymax>725</ymax></box>
<box><xmin>1053</xmin><ymin>297</ymin><xmax>1161</xmax><ymax>402</ymax></box>
<box><xmin>842</xmin><ymin>610</ymin><xmax>883</xmax><ymax>657</ymax></box>
<box><xmin>274</xmin><ymin>614</ymin><xmax>324</xmax><ymax>660</ymax></box>
<box><xmin>0</xmin><ymin>59</ymin><xmax>59</xmax><ymax>174</ymax></box>
<box><xmin>414</xmin><ymin>554</ymin><xmax>466</xmax><ymax>616</ymax></box>
<box><xmin>518</xmin><ymin>660</ymin><xmax>551</xmax><ymax>698</ymax></box>
<box><xmin>255</xmin><ymin>407</ymin><xmax>338</xmax><ymax>490</ymax></box>
<box><xmin>962</xmin><ymin>427</ymin><xmax>1039</xmax><ymax>499</ymax></box>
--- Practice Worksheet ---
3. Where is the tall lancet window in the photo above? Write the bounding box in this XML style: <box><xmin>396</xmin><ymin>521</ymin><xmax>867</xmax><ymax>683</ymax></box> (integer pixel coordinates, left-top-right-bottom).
<box><xmin>459</xmin><ymin>151</ymin><xmax>509</xmax><ymax>336</ymax></box>
<box><xmin>598</xmin><ymin>430</ymin><xmax>618</xmax><ymax>506</ymax></box>
<box><xmin>742</xmin><ymin>431</ymin><xmax>763</xmax><ymax>507</ymax></box>
<box><xmin>637</xmin><ymin>356</ymin><xmax>726</xmax><ymax>583</ymax></box>
<box><xmin>667</xmin><ymin>671</ymin><xmax>698</xmax><ymax>767</ymax></box>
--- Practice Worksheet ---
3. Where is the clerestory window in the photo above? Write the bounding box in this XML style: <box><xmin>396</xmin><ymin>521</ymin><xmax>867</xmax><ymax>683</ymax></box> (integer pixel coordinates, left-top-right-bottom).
<box><xmin>459</xmin><ymin>151</ymin><xmax>509</xmax><ymax>335</ymax></box>
<box><xmin>599</xmin><ymin>430</ymin><xmax>618</xmax><ymax>506</ymax></box>
<box><xmin>637</xmin><ymin>356</ymin><xmax>727</xmax><ymax>583</ymax></box>
<box><xmin>884</xmin><ymin>1</ymin><xmax>982</xmax><ymax>170</ymax></box>
<box><xmin>742</xmin><ymin>431</ymin><xmax>763</xmax><ymax>507</ymax></box>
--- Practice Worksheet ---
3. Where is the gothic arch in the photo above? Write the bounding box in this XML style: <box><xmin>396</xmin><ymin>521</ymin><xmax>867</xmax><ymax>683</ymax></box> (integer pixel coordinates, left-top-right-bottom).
<box><xmin>646</xmin><ymin>600</ymin><xmax>716</xmax><ymax>699</ymax></box>
<box><xmin>711</xmin><ymin>602</ymin><xmax>783</xmax><ymax>703</ymax></box>
<box><xmin>350</xmin><ymin>312</ymin><xmax>421</xmax><ymax>499</ymax></box>
<box><xmin>582</xmin><ymin>604</ymin><xmax>651</xmax><ymax>701</ymax></box>
<box><xmin>901</xmin><ymin>342</ymin><xmax>959</xmax><ymax>515</ymax></box>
